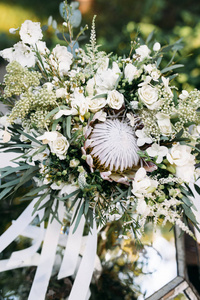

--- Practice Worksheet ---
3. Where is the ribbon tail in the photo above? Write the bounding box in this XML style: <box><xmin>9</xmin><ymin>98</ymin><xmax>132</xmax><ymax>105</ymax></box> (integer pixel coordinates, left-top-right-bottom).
<box><xmin>28</xmin><ymin>201</ymin><xmax>65</xmax><ymax>300</ymax></box>
<box><xmin>68</xmin><ymin>219</ymin><xmax>97</xmax><ymax>300</ymax></box>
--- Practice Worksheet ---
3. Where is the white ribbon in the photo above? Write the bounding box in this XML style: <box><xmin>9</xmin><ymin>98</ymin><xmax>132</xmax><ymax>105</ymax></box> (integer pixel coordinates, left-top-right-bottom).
<box><xmin>0</xmin><ymin>196</ymin><xmax>49</xmax><ymax>253</ymax></box>
<box><xmin>0</xmin><ymin>253</ymin><xmax>40</xmax><ymax>272</ymax></box>
<box><xmin>58</xmin><ymin>199</ymin><xmax>85</xmax><ymax>279</ymax></box>
<box><xmin>68</xmin><ymin>217</ymin><xmax>97</xmax><ymax>300</ymax></box>
<box><xmin>28</xmin><ymin>200</ymin><xmax>65</xmax><ymax>300</ymax></box>
<box><xmin>0</xmin><ymin>196</ymin><xmax>98</xmax><ymax>300</ymax></box>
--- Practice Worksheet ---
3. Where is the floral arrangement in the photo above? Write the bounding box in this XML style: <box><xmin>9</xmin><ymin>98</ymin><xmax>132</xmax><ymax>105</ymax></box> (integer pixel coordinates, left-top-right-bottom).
<box><xmin>1</xmin><ymin>1</ymin><xmax>200</xmax><ymax>298</ymax></box>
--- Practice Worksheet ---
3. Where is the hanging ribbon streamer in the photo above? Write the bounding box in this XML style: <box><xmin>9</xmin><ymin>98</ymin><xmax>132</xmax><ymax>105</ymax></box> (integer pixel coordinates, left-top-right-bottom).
<box><xmin>68</xmin><ymin>217</ymin><xmax>97</xmax><ymax>300</ymax></box>
<box><xmin>58</xmin><ymin>199</ymin><xmax>85</xmax><ymax>279</ymax></box>
<box><xmin>0</xmin><ymin>195</ymin><xmax>49</xmax><ymax>253</ymax></box>
<box><xmin>28</xmin><ymin>200</ymin><xmax>65</xmax><ymax>300</ymax></box>
<box><xmin>0</xmin><ymin>196</ymin><xmax>98</xmax><ymax>300</ymax></box>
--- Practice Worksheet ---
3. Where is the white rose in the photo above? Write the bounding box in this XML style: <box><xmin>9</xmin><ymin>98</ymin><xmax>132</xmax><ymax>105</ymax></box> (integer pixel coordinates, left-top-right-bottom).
<box><xmin>167</xmin><ymin>144</ymin><xmax>194</xmax><ymax>167</ymax></box>
<box><xmin>89</xmin><ymin>97</ymin><xmax>107</xmax><ymax>113</ymax></box>
<box><xmin>138</xmin><ymin>84</ymin><xmax>159</xmax><ymax>109</ymax></box>
<box><xmin>19</xmin><ymin>20</ymin><xmax>43</xmax><ymax>45</ymax></box>
<box><xmin>167</xmin><ymin>143</ymin><xmax>195</xmax><ymax>182</ymax></box>
<box><xmin>135</xmin><ymin>45</ymin><xmax>151</xmax><ymax>61</ymax></box>
<box><xmin>107</xmin><ymin>90</ymin><xmax>124</xmax><ymax>110</ymax></box>
<box><xmin>49</xmin><ymin>133</ymin><xmax>69</xmax><ymax>160</ymax></box>
<box><xmin>124</xmin><ymin>63</ymin><xmax>139</xmax><ymax>83</ymax></box>
<box><xmin>38</xmin><ymin>131</ymin><xmax>69</xmax><ymax>160</ymax></box>
<box><xmin>156</xmin><ymin>112</ymin><xmax>172</xmax><ymax>136</ymax></box>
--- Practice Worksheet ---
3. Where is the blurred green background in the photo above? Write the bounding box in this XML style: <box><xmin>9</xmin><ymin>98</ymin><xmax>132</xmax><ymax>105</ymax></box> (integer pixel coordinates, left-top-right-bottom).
<box><xmin>0</xmin><ymin>0</ymin><xmax>200</xmax><ymax>90</ymax></box>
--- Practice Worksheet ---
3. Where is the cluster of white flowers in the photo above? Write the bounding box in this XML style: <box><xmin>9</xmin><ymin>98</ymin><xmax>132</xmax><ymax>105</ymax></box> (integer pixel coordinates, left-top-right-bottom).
<box><xmin>1</xmin><ymin>16</ymin><xmax>200</xmax><ymax>239</ymax></box>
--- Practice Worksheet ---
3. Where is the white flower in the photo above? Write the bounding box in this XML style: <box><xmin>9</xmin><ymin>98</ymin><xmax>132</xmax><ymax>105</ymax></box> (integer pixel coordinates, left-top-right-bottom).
<box><xmin>124</xmin><ymin>63</ymin><xmax>140</xmax><ymax>83</ymax></box>
<box><xmin>89</xmin><ymin>97</ymin><xmax>107</xmax><ymax>113</ymax></box>
<box><xmin>191</xmin><ymin>125</ymin><xmax>200</xmax><ymax>137</ymax></box>
<box><xmin>86</xmin><ymin>78</ymin><xmax>95</xmax><ymax>97</ymax></box>
<box><xmin>50</xmin><ymin>45</ymin><xmax>73</xmax><ymax>76</ymax></box>
<box><xmin>161</xmin><ymin>76</ymin><xmax>173</xmax><ymax>96</ymax></box>
<box><xmin>126</xmin><ymin>113</ymin><xmax>135</xmax><ymax>127</ymax></box>
<box><xmin>71</xmin><ymin>88</ymin><xmax>89</xmax><ymax>119</ymax></box>
<box><xmin>179</xmin><ymin>90</ymin><xmax>189</xmax><ymax>100</ymax></box>
<box><xmin>19</xmin><ymin>20</ymin><xmax>43</xmax><ymax>45</ymax></box>
<box><xmin>70</xmin><ymin>159</ymin><xmax>80</xmax><ymax>167</ymax></box>
<box><xmin>136</xmin><ymin>198</ymin><xmax>151</xmax><ymax>215</ymax></box>
<box><xmin>156</xmin><ymin>112</ymin><xmax>172</xmax><ymax>136</ymax></box>
<box><xmin>135</xmin><ymin>45</ymin><xmax>151</xmax><ymax>61</ymax></box>
<box><xmin>135</xmin><ymin>128</ymin><xmax>153</xmax><ymax>147</ymax></box>
<box><xmin>132</xmin><ymin>167</ymin><xmax>158</xmax><ymax>198</ymax></box>
<box><xmin>88</xmin><ymin>118</ymin><xmax>140</xmax><ymax>172</ymax></box>
<box><xmin>107</xmin><ymin>90</ymin><xmax>124</xmax><ymax>110</ymax></box>
<box><xmin>56</xmin><ymin>88</ymin><xmax>68</xmax><ymax>99</ymax></box>
<box><xmin>54</xmin><ymin>108</ymin><xmax>77</xmax><ymax>119</ymax></box>
<box><xmin>51</xmin><ymin>182</ymin><xmax>79</xmax><ymax>196</ymax></box>
<box><xmin>9</xmin><ymin>27</ymin><xmax>19</xmax><ymax>34</ymax></box>
<box><xmin>153</xmin><ymin>42</ymin><xmax>161</xmax><ymax>51</ymax></box>
<box><xmin>37</xmin><ymin>131</ymin><xmax>69</xmax><ymax>160</ymax></box>
<box><xmin>167</xmin><ymin>143</ymin><xmax>195</xmax><ymax>182</ymax></box>
<box><xmin>146</xmin><ymin>143</ymin><xmax>168</xmax><ymax>163</ymax></box>
<box><xmin>0</xmin><ymin>42</ymin><xmax>36</xmax><ymax>67</ymax></box>
<box><xmin>138</xmin><ymin>84</ymin><xmax>159</xmax><ymax>110</ymax></box>
<box><xmin>95</xmin><ymin>62</ymin><xmax>121</xmax><ymax>93</ymax></box>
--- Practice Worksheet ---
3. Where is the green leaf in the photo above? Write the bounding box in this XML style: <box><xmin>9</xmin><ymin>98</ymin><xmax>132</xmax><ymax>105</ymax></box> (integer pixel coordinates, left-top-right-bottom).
<box><xmin>66</xmin><ymin>116</ymin><xmax>72</xmax><ymax>139</ymax></box>
<box><xmin>181</xmin><ymin>196</ymin><xmax>193</xmax><ymax>207</ymax></box>
<box><xmin>156</xmin><ymin>56</ymin><xmax>162</xmax><ymax>68</ymax></box>
<box><xmin>32</xmin><ymin>191</ymin><xmax>50</xmax><ymax>215</ymax></box>
<box><xmin>58</xmin><ymin>188</ymin><xmax>81</xmax><ymax>201</ymax></box>
<box><xmin>161</xmin><ymin>64</ymin><xmax>184</xmax><ymax>74</ymax></box>
<box><xmin>13</xmin><ymin>165</ymin><xmax>39</xmax><ymax>192</ymax></box>
<box><xmin>0</xmin><ymin>165</ymin><xmax>29</xmax><ymax>179</ymax></box>
<box><xmin>182</xmin><ymin>204</ymin><xmax>198</xmax><ymax>224</ymax></box>
<box><xmin>25</xmin><ymin>184</ymin><xmax>50</xmax><ymax>196</ymax></box>
<box><xmin>0</xmin><ymin>186</ymin><xmax>14</xmax><ymax>199</ymax></box>
<box><xmin>17</xmin><ymin>130</ymin><xmax>42</xmax><ymax>146</ymax></box>
<box><xmin>72</xmin><ymin>202</ymin><xmax>84</xmax><ymax>233</ymax></box>
<box><xmin>146</xmin><ymin>30</ymin><xmax>155</xmax><ymax>44</ymax></box>
<box><xmin>91</xmin><ymin>93</ymin><xmax>107</xmax><ymax>100</ymax></box>
<box><xmin>84</xmin><ymin>198</ymin><xmax>90</xmax><ymax>215</ymax></box>
<box><xmin>194</xmin><ymin>183</ymin><xmax>200</xmax><ymax>195</ymax></box>
<box><xmin>0</xmin><ymin>178</ymin><xmax>20</xmax><ymax>188</ymax></box>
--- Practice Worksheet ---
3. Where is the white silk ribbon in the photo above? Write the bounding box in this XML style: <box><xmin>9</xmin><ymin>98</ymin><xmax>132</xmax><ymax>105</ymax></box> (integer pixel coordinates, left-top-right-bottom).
<box><xmin>0</xmin><ymin>196</ymin><xmax>49</xmax><ymax>253</ymax></box>
<box><xmin>28</xmin><ymin>200</ymin><xmax>65</xmax><ymax>300</ymax></box>
<box><xmin>68</xmin><ymin>217</ymin><xmax>97</xmax><ymax>300</ymax></box>
<box><xmin>58</xmin><ymin>199</ymin><xmax>85</xmax><ymax>279</ymax></box>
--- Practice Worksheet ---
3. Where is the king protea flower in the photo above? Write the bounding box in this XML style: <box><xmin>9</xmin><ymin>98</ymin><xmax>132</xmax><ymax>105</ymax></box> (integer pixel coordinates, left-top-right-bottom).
<box><xmin>85</xmin><ymin>118</ymin><xmax>140</xmax><ymax>173</ymax></box>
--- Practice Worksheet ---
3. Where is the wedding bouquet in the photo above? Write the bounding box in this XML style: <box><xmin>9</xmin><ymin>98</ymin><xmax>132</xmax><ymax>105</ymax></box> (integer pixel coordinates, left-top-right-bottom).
<box><xmin>1</xmin><ymin>1</ymin><xmax>200</xmax><ymax>299</ymax></box>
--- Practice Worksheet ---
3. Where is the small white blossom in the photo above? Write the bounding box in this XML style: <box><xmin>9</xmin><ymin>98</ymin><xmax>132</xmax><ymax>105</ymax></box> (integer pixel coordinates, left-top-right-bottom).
<box><xmin>146</xmin><ymin>143</ymin><xmax>168</xmax><ymax>164</ymax></box>
<box><xmin>135</xmin><ymin>128</ymin><xmax>153</xmax><ymax>147</ymax></box>
<box><xmin>179</xmin><ymin>90</ymin><xmax>189</xmax><ymax>100</ymax></box>
<box><xmin>135</xmin><ymin>45</ymin><xmax>151</xmax><ymax>61</ymax></box>
<box><xmin>153</xmin><ymin>42</ymin><xmax>161</xmax><ymax>51</ymax></box>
